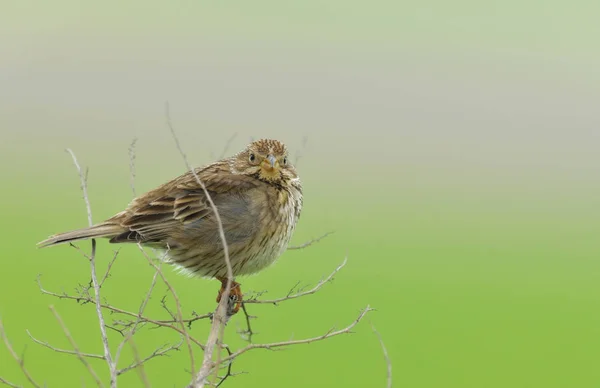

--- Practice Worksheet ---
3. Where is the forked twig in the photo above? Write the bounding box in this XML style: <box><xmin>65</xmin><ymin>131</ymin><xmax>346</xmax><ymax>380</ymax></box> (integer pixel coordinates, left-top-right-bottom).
<box><xmin>100</xmin><ymin>249</ymin><xmax>120</xmax><ymax>288</ymax></box>
<box><xmin>244</xmin><ymin>258</ymin><xmax>346</xmax><ymax>305</ymax></box>
<box><xmin>117</xmin><ymin>339</ymin><xmax>183</xmax><ymax>376</ymax></box>
<box><xmin>0</xmin><ymin>318</ymin><xmax>41</xmax><ymax>388</ymax></box>
<box><xmin>114</xmin><ymin>262</ymin><xmax>160</xmax><ymax>368</ymax></box>
<box><xmin>49</xmin><ymin>305</ymin><xmax>104</xmax><ymax>387</ymax></box>
<box><xmin>287</xmin><ymin>232</ymin><xmax>334</xmax><ymax>250</ymax></box>
<box><xmin>66</xmin><ymin>149</ymin><xmax>117</xmax><ymax>387</ymax></box>
<box><xmin>220</xmin><ymin>306</ymin><xmax>372</xmax><ymax>363</ymax></box>
<box><xmin>36</xmin><ymin>276</ymin><xmax>209</xmax><ymax>347</ymax></box>
<box><xmin>137</xmin><ymin>245</ymin><xmax>199</xmax><ymax>370</ymax></box>
<box><xmin>26</xmin><ymin>330</ymin><xmax>104</xmax><ymax>360</ymax></box>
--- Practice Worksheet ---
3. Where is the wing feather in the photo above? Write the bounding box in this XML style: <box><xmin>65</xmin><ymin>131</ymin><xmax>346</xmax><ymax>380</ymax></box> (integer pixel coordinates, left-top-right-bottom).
<box><xmin>108</xmin><ymin>162</ymin><xmax>260</xmax><ymax>244</ymax></box>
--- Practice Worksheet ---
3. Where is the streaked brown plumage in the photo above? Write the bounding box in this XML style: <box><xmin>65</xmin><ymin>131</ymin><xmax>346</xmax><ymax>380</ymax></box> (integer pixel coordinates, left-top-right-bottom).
<box><xmin>38</xmin><ymin>139</ymin><xmax>303</xmax><ymax>313</ymax></box>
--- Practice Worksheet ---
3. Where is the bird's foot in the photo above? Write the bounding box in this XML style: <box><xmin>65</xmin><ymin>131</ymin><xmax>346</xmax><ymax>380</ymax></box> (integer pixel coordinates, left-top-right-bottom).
<box><xmin>216</xmin><ymin>278</ymin><xmax>243</xmax><ymax>315</ymax></box>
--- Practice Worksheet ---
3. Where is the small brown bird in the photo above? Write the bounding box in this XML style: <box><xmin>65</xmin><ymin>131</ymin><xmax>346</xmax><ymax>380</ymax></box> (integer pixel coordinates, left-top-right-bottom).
<box><xmin>38</xmin><ymin>139</ymin><xmax>303</xmax><ymax>313</ymax></box>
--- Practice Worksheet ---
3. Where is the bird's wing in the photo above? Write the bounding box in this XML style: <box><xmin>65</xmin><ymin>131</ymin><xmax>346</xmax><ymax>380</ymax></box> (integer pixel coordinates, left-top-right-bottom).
<box><xmin>109</xmin><ymin>164</ymin><xmax>259</xmax><ymax>244</ymax></box>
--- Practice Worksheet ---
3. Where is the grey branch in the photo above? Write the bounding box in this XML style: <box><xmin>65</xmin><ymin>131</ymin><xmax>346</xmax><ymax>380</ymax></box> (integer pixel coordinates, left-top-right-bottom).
<box><xmin>117</xmin><ymin>339</ymin><xmax>183</xmax><ymax>376</ymax></box>
<box><xmin>220</xmin><ymin>306</ymin><xmax>373</xmax><ymax>364</ymax></box>
<box><xmin>136</xmin><ymin>244</ymin><xmax>198</xmax><ymax>371</ymax></box>
<box><xmin>372</xmin><ymin>324</ymin><xmax>392</xmax><ymax>388</ymax></box>
<box><xmin>0</xmin><ymin>318</ymin><xmax>41</xmax><ymax>388</ymax></box>
<box><xmin>49</xmin><ymin>305</ymin><xmax>104</xmax><ymax>387</ymax></box>
<box><xmin>99</xmin><ymin>249</ymin><xmax>120</xmax><ymax>288</ymax></box>
<box><xmin>36</xmin><ymin>276</ymin><xmax>209</xmax><ymax>348</ymax></box>
<box><xmin>219</xmin><ymin>133</ymin><xmax>238</xmax><ymax>159</ymax></box>
<box><xmin>0</xmin><ymin>376</ymin><xmax>20</xmax><ymax>388</ymax></box>
<box><xmin>287</xmin><ymin>232</ymin><xmax>334</xmax><ymax>250</ymax></box>
<box><xmin>26</xmin><ymin>330</ymin><xmax>104</xmax><ymax>360</ymax></box>
<box><xmin>114</xmin><ymin>262</ymin><xmax>160</xmax><ymax>369</ymax></box>
<box><xmin>128</xmin><ymin>137</ymin><xmax>138</xmax><ymax>197</ymax></box>
<box><xmin>244</xmin><ymin>258</ymin><xmax>347</xmax><ymax>304</ymax></box>
<box><xmin>66</xmin><ymin>149</ymin><xmax>117</xmax><ymax>387</ymax></box>
<box><xmin>165</xmin><ymin>102</ymin><xmax>235</xmax><ymax>388</ymax></box>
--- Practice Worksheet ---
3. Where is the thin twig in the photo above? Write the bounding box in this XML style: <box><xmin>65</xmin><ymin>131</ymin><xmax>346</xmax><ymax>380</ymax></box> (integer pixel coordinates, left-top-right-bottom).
<box><xmin>244</xmin><ymin>258</ymin><xmax>346</xmax><ymax>304</ymax></box>
<box><xmin>238</xmin><ymin>303</ymin><xmax>257</xmax><ymax>343</ymax></box>
<box><xmin>26</xmin><ymin>330</ymin><xmax>104</xmax><ymax>360</ymax></box>
<box><xmin>0</xmin><ymin>318</ymin><xmax>41</xmax><ymax>388</ymax></box>
<box><xmin>0</xmin><ymin>377</ymin><xmax>20</xmax><ymax>388</ymax></box>
<box><xmin>371</xmin><ymin>324</ymin><xmax>392</xmax><ymax>388</ymax></box>
<box><xmin>117</xmin><ymin>339</ymin><xmax>183</xmax><ymax>376</ymax></box>
<box><xmin>293</xmin><ymin>135</ymin><xmax>308</xmax><ymax>167</ymax></box>
<box><xmin>287</xmin><ymin>232</ymin><xmax>334</xmax><ymax>250</ymax></box>
<box><xmin>66</xmin><ymin>149</ymin><xmax>93</xmax><ymax>226</ymax></box>
<box><xmin>114</xmin><ymin>263</ymin><xmax>160</xmax><ymax>367</ymax></box>
<box><xmin>128</xmin><ymin>137</ymin><xmax>138</xmax><ymax>197</ymax></box>
<box><xmin>165</xmin><ymin>102</ymin><xmax>235</xmax><ymax>388</ymax></box>
<box><xmin>123</xmin><ymin>337</ymin><xmax>149</xmax><ymax>387</ymax></box>
<box><xmin>137</xmin><ymin>245</ymin><xmax>198</xmax><ymax>370</ymax></box>
<box><xmin>49</xmin><ymin>306</ymin><xmax>104</xmax><ymax>387</ymax></box>
<box><xmin>66</xmin><ymin>149</ymin><xmax>116</xmax><ymax>387</ymax></box>
<box><xmin>219</xmin><ymin>133</ymin><xmax>238</xmax><ymax>159</ymax></box>
<box><xmin>68</xmin><ymin>241</ymin><xmax>91</xmax><ymax>260</ymax></box>
<box><xmin>214</xmin><ymin>346</ymin><xmax>237</xmax><ymax>387</ymax></box>
<box><xmin>100</xmin><ymin>249</ymin><xmax>120</xmax><ymax>288</ymax></box>
<box><xmin>220</xmin><ymin>306</ymin><xmax>372</xmax><ymax>364</ymax></box>
<box><xmin>36</xmin><ymin>277</ymin><xmax>209</xmax><ymax>346</ymax></box>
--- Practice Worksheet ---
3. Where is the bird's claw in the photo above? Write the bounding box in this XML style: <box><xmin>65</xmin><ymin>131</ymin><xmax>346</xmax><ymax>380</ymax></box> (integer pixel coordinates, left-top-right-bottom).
<box><xmin>216</xmin><ymin>279</ymin><xmax>243</xmax><ymax>315</ymax></box>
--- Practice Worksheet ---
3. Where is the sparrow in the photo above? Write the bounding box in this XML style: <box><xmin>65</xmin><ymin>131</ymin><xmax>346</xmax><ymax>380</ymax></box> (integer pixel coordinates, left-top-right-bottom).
<box><xmin>38</xmin><ymin>139</ymin><xmax>303</xmax><ymax>313</ymax></box>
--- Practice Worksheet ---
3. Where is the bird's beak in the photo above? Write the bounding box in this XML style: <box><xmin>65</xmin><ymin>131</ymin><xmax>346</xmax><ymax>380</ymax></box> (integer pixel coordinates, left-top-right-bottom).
<box><xmin>262</xmin><ymin>154</ymin><xmax>278</xmax><ymax>170</ymax></box>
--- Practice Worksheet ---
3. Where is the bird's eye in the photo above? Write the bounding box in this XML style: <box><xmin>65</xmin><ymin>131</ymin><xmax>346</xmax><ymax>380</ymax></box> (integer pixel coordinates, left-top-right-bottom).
<box><xmin>283</xmin><ymin>157</ymin><xmax>288</xmax><ymax>165</ymax></box>
<box><xmin>249</xmin><ymin>153</ymin><xmax>256</xmax><ymax>163</ymax></box>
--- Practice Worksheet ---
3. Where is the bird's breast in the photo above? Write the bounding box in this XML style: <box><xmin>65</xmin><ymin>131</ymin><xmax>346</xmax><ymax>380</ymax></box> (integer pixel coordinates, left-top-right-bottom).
<box><xmin>231</xmin><ymin>183</ymin><xmax>302</xmax><ymax>275</ymax></box>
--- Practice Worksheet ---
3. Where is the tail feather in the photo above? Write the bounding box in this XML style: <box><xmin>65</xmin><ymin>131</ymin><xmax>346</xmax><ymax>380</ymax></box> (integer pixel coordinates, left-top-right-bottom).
<box><xmin>37</xmin><ymin>223</ymin><xmax>126</xmax><ymax>248</ymax></box>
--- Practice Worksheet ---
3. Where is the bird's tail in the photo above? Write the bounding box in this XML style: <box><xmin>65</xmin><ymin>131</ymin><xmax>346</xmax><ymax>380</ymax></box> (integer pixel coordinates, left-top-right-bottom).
<box><xmin>37</xmin><ymin>223</ymin><xmax>126</xmax><ymax>248</ymax></box>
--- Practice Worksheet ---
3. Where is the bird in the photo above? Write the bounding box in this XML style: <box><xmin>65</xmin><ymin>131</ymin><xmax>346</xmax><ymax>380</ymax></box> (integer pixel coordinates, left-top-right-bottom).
<box><xmin>38</xmin><ymin>139</ymin><xmax>303</xmax><ymax>314</ymax></box>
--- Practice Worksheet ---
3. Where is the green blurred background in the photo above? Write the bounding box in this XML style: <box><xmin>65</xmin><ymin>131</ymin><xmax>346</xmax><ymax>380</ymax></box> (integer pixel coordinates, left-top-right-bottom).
<box><xmin>2</xmin><ymin>1</ymin><xmax>600</xmax><ymax>387</ymax></box>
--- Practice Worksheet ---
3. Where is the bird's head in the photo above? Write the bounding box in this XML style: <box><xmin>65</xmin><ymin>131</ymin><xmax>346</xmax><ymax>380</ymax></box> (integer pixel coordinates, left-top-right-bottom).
<box><xmin>233</xmin><ymin>139</ymin><xmax>298</xmax><ymax>185</ymax></box>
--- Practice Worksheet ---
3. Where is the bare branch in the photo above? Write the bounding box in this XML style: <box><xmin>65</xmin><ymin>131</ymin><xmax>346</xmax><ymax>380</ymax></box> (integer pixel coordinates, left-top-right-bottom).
<box><xmin>117</xmin><ymin>339</ymin><xmax>183</xmax><ymax>376</ymax></box>
<box><xmin>371</xmin><ymin>324</ymin><xmax>392</xmax><ymax>388</ymax></box>
<box><xmin>128</xmin><ymin>137</ymin><xmax>138</xmax><ymax>197</ymax></box>
<box><xmin>293</xmin><ymin>135</ymin><xmax>308</xmax><ymax>167</ymax></box>
<box><xmin>165</xmin><ymin>102</ymin><xmax>233</xmax><ymax>287</ymax></box>
<box><xmin>237</xmin><ymin>304</ymin><xmax>257</xmax><ymax>343</ymax></box>
<box><xmin>68</xmin><ymin>241</ymin><xmax>91</xmax><ymax>260</ymax></box>
<box><xmin>287</xmin><ymin>232</ymin><xmax>334</xmax><ymax>250</ymax></box>
<box><xmin>66</xmin><ymin>149</ymin><xmax>93</xmax><ymax>225</ymax></box>
<box><xmin>218</xmin><ymin>133</ymin><xmax>238</xmax><ymax>159</ymax></box>
<box><xmin>49</xmin><ymin>306</ymin><xmax>104</xmax><ymax>387</ymax></box>
<box><xmin>165</xmin><ymin>102</ymin><xmax>235</xmax><ymax>387</ymax></box>
<box><xmin>36</xmin><ymin>276</ymin><xmax>209</xmax><ymax>347</ymax></box>
<box><xmin>26</xmin><ymin>330</ymin><xmax>104</xmax><ymax>360</ymax></box>
<box><xmin>114</xmin><ymin>263</ymin><xmax>160</xmax><ymax>367</ymax></box>
<box><xmin>220</xmin><ymin>306</ymin><xmax>373</xmax><ymax>364</ymax></box>
<box><xmin>0</xmin><ymin>376</ymin><xmax>20</xmax><ymax>388</ymax></box>
<box><xmin>191</xmin><ymin>298</ymin><xmax>230</xmax><ymax>387</ymax></box>
<box><xmin>0</xmin><ymin>318</ymin><xmax>41</xmax><ymax>388</ymax></box>
<box><xmin>99</xmin><ymin>249</ymin><xmax>120</xmax><ymax>288</ymax></box>
<box><xmin>244</xmin><ymin>258</ymin><xmax>346</xmax><ymax>304</ymax></box>
<box><xmin>66</xmin><ymin>149</ymin><xmax>116</xmax><ymax>387</ymax></box>
<box><xmin>137</xmin><ymin>244</ymin><xmax>198</xmax><ymax>372</ymax></box>
<box><xmin>122</xmin><ymin>337</ymin><xmax>149</xmax><ymax>387</ymax></box>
